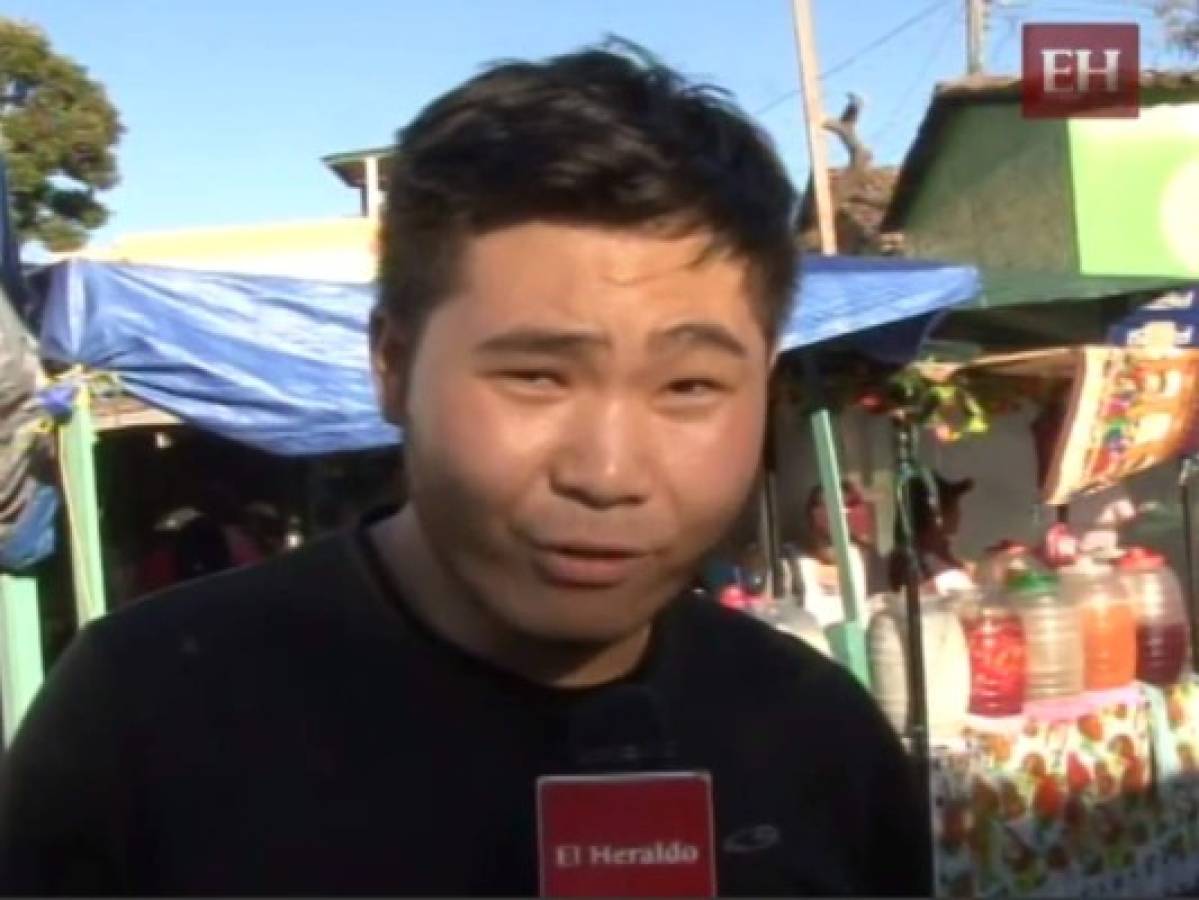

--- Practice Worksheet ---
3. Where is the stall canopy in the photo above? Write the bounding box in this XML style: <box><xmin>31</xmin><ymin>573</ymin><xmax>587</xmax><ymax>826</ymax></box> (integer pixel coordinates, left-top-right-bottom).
<box><xmin>779</xmin><ymin>254</ymin><xmax>980</xmax><ymax>363</ymax></box>
<box><xmin>33</xmin><ymin>254</ymin><xmax>981</xmax><ymax>456</ymax></box>
<box><xmin>38</xmin><ymin>260</ymin><xmax>401</xmax><ymax>456</ymax></box>
<box><xmin>935</xmin><ymin>268</ymin><xmax>1192</xmax><ymax>351</ymax></box>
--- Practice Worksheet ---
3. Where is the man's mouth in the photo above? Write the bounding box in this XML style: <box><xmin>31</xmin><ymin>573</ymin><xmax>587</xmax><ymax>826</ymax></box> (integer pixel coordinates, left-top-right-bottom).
<box><xmin>530</xmin><ymin>542</ymin><xmax>649</xmax><ymax>588</ymax></box>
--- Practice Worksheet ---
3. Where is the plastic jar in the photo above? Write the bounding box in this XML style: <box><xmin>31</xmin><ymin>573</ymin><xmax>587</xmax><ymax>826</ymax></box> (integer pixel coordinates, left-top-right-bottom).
<box><xmin>960</xmin><ymin>591</ymin><xmax>1027</xmax><ymax>717</ymax></box>
<box><xmin>1060</xmin><ymin>557</ymin><xmax>1137</xmax><ymax>691</ymax></box>
<box><xmin>1119</xmin><ymin>547</ymin><xmax>1192</xmax><ymax>687</ymax></box>
<box><xmin>1008</xmin><ymin>570</ymin><xmax>1084</xmax><ymax>701</ymax></box>
<box><xmin>868</xmin><ymin>594</ymin><xmax>971</xmax><ymax>740</ymax></box>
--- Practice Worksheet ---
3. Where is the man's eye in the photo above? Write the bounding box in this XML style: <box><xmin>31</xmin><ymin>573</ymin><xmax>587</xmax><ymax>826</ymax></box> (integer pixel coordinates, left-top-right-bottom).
<box><xmin>500</xmin><ymin>371</ymin><xmax>566</xmax><ymax>389</ymax></box>
<box><xmin>666</xmin><ymin>378</ymin><xmax>724</xmax><ymax>397</ymax></box>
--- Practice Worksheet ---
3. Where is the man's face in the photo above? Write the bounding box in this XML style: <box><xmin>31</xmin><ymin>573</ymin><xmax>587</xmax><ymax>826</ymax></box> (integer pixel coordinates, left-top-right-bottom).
<box><xmin>377</xmin><ymin>222</ymin><xmax>773</xmax><ymax>644</ymax></box>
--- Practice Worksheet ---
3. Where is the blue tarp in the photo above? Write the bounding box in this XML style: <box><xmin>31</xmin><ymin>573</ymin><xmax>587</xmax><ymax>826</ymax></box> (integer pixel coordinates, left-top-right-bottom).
<box><xmin>780</xmin><ymin>254</ymin><xmax>980</xmax><ymax>362</ymax></box>
<box><xmin>36</xmin><ymin>254</ymin><xmax>980</xmax><ymax>456</ymax></box>
<box><xmin>40</xmin><ymin>261</ymin><xmax>401</xmax><ymax>456</ymax></box>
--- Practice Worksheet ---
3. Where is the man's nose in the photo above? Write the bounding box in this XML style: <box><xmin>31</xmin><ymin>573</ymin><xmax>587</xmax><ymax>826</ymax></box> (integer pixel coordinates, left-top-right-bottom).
<box><xmin>548</xmin><ymin>397</ymin><xmax>652</xmax><ymax>510</ymax></box>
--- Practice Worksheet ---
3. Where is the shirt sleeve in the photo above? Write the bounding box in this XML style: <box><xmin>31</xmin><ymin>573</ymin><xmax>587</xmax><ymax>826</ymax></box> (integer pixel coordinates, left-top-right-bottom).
<box><xmin>0</xmin><ymin>626</ymin><xmax>133</xmax><ymax>894</ymax></box>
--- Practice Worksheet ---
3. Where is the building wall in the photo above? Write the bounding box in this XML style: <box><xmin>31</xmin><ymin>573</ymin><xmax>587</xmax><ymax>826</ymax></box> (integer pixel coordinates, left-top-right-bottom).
<box><xmin>903</xmin><ymin>105</ymin><xmax>1077</xmax><ymax>271</ymax></box>
<box><xmin>82</xmin><ymin>217</ymin><xmax>380</xmax><ymax>283</ymax></box>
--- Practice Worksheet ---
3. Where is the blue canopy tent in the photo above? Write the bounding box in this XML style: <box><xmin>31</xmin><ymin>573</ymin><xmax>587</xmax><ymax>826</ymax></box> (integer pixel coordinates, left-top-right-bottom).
<box><xmin>37</xmin><ymin>260</ymin><xmax>400</xmax><ymax>457</ymax></box>
<box><xmin>34</xmin><ymin>254</ymin><xmax>978</xmax><ymax>457</ymax></box>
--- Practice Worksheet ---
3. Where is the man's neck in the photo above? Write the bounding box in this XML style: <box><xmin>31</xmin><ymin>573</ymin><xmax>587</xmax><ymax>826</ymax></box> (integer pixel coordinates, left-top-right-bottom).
<box><xmin>370</xmin><ymin>508</ymin><xmax>653</xmax><ymax>689</ymax></box>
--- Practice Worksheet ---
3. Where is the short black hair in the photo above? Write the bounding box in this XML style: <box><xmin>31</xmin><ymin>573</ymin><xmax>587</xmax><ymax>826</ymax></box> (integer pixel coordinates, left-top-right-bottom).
<box><xmin>378</xmin><ymin>39</ymin><xmax>800</xmax><ymax>340</ymax></box>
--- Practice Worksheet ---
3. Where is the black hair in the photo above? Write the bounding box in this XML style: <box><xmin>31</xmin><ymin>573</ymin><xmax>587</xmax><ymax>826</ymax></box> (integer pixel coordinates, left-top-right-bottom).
<box><xmin>378</xmin><ymin>38</ymin><xmax>800</xmax><ymax>339</ymax></box>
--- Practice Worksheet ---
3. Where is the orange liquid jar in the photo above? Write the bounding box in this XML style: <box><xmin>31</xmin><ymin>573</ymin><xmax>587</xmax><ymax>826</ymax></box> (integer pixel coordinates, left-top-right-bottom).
<box><xmin>1060</xmin><ymin>558</ymin><xmax>1137</xmax><ymax>691</ymax></box>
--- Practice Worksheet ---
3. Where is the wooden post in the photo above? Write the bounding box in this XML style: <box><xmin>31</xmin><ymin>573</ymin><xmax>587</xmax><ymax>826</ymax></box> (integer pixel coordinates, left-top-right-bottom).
<box><xmin>0</xmin><ymin>575</ymin><xmax>43</xmax><ymax>745</ymax></box>
<box><xmin>790</xmin><ymin>0</ymin><xmax>837</xmax><ymax>255</ymax></box>
<box><xmin>966</xmin><ymin>0</ymin><xmax>987</xmax><ymax>75</ymax></box>
<box><xmin>61</xmin><ymin>387</ymin><xmax>107</xmax><ymax>625</ymax></box>
<box><xmin>363</xmin><ymin>155</ymin><xmax>382</xmax><ymax>218</ymax></box>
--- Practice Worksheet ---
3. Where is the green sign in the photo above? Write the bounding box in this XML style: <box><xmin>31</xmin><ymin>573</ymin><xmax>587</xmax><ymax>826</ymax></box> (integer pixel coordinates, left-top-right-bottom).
<box><xmin>1071</xmin><ymin>105</ymin><xmax>1199</xmax><ymax>278</ymax></box>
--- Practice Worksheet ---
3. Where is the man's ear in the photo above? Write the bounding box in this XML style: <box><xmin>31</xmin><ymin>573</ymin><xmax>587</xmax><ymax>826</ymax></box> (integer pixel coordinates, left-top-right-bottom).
<box><xmin>370</xmin><ymin>307</ymin><xmax>412</xmax><ymax>427</ymax></box>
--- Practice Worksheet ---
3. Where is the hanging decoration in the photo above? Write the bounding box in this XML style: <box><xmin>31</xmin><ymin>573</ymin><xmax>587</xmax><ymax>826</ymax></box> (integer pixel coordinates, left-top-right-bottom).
<box><xmin>778</xmin><ymin>360</ymin><xmax>1046</xmax><ymax>445</ymax></box>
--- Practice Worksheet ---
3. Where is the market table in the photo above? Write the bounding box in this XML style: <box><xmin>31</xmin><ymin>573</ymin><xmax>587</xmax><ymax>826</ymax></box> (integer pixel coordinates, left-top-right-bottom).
<box><xmin>932</xmin><ymin>677</ymin><xmax>1199</xmax><ymax>897</ymax></box>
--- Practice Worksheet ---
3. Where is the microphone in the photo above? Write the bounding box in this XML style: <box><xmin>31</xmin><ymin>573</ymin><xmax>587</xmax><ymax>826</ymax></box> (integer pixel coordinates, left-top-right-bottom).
<box><xmin>540</xmin><ymin>688</ymin><xmax>716</xmax><ymax>897</ymax></box>
<box><xmin>566</xmin><ymin>684</ymin><xmax>678</xmax><ymax>772</ymax></box>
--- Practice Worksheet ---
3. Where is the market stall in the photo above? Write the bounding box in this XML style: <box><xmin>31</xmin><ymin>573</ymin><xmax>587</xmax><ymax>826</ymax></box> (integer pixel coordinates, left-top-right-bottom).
<box><xmin>817</xmin><ymin>292</ymin><xmax>1199</xmax><ymax>896</ymax></box>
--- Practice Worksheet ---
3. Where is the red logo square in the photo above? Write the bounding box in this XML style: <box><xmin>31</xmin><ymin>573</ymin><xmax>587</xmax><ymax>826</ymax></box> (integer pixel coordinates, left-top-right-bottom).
<box><xmin>537</xmin><ymin>772</ymin><xmax>717</xmax><ymax>897</ymax></box>
<box><xmin>1022</xmin><ymin>23</ymin><xmax>1140</xmax><ymax>118</ymax></box>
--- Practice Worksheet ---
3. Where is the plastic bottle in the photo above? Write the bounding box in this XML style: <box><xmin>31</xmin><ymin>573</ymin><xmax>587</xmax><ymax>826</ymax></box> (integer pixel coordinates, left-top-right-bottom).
<box><xmin>1119</xmin><ymin>547</ymin><xmax>1192</xmax><ymax>687</ymax></box>
<box><xmin>1059</xmin><ymin>557</ymin><xmax>1137</xmax><ymax>691</ymax></box>
<box><xmin>868</xmin><ymin>593</ymin><xmax>971</xmax><ymax>740</ymax></box>
<box><xmin>1007</xmin><ymin>570</ymin><xmax>1085</xmax><ymax>701</ymax></box>
<box><xmin>959</xmin><ymin>589</ymin><xmax>1027</xmax><ymax>717</ymax></box>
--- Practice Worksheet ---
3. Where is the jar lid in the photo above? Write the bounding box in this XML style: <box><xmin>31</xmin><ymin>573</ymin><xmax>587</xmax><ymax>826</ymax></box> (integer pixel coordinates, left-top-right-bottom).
<box><xmin>1005</xmin><ymin>570</ymin><xmax>1060</xmax><ymax>595</ymax></box>
<box><xmin>1118</xmin><ymin>546</ymin><xmax>1165</xmax><ymax>572</ymax></box>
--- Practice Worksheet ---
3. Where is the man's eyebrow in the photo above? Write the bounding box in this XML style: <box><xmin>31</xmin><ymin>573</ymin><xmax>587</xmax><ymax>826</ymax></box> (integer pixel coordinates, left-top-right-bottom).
<box><xmin>648</xmin><ymin>322</ymin><xmax>749</xmax><ymax>359</ymax></box>
<box><xmin>474</xmin><ymin>328</ymin><xmax>610</xmax><ymax>356</ymax></box>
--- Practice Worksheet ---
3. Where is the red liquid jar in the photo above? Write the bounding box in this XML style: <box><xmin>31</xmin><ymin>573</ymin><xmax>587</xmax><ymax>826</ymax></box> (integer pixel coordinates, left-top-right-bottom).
<box><xmin>962</xmin><ymin>600</ymin><xmax>1027</xmax><ymax>717</ymax></box>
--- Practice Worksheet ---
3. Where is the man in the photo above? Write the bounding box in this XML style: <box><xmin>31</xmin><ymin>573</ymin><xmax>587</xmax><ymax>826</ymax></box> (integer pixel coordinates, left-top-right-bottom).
<box><xmin>0</xmin><ymin>43</ymin><xmax>930</xmax><ymax>896</ymax></box>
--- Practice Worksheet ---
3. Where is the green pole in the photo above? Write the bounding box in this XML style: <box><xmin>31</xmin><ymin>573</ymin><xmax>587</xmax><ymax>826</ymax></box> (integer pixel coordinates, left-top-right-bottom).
<box><xmin>62</xmin><ymin>389</ymin><xmax>107</xmax><ymax>624</ymax></box>
<box><xmin>801</xmin><ymin>355</ymin><xmax>870</xmax><ymax>686</ymax></box>
<box><xmin>0</xmin><ymin>575</ymin><xmax>43</xmax><ymax>745</ymax></box>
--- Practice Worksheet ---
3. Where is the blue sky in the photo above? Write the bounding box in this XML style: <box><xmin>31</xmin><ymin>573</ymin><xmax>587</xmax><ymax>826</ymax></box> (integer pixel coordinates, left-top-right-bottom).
<box><xmin>6</xmin><ymin>0</ymin><xmax>1176</xmax><ymax>245</ymax></box>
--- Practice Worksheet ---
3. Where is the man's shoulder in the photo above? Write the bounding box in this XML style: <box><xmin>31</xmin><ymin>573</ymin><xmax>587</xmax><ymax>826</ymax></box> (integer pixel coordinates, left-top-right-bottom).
<box><xmin>668</xmin><ymin>596</ymin><xmax>844</xmax><ymax>689</ymax></box>
<box><xmin>88</xmin><ymin>530</ymin><xmax>370</xmax><ymax>663</ymax></box>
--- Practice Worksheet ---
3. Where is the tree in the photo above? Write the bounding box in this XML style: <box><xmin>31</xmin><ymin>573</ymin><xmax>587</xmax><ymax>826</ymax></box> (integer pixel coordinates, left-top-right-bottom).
<box><xmin>1153</xmin><ymin>1</ymin><xmax>1199</xmax><ymax>57</ymax></box>
<box><xmin>0</xmin><ymin>19</ymin><xmax>122</xmax><ymax>251</ymax></box>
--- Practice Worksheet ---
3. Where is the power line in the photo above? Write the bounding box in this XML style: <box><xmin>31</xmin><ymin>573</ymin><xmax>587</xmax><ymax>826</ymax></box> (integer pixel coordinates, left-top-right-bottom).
<box><xmin>752</xmin><ymin>0</ymin><xmax>954</xmax><ymax>118</ymax></box>
<box><xmin>821</xmin><ymin>0</ymin><xmax>956</xmax><ymax>80</ymax></box>
<box><xmin>867</xmin><ymin>7</ymin><xmax>964</xmax><ymax>148</ymax></box>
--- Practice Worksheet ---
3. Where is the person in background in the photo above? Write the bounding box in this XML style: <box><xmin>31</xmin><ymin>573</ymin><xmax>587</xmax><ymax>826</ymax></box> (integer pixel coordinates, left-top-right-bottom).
<box><xmin>797</xmin><ymin>481</ymin><xmax>885</xmax><ymax>626</ymax></box>
<box><xmin>887</xmin><ymin>473</ymin><xmax>975</xmax><ymax>594</ymax></box>
<box><xmin>0</xmin><ymin>41</ymin><xmax>929</xmax><ymax>896</ymax></box>
<box><xmin>243</xmin><ymin>500</ymin><xmax>288</xmax><ymax>557</ymax></box>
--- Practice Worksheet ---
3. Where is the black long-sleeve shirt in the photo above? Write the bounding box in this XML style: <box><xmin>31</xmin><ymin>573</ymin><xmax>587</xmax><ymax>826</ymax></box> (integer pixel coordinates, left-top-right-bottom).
<box><xmin>0</xmin><ymin>523</ymin><xmax>931</xmax><ymax>896</ymax></box>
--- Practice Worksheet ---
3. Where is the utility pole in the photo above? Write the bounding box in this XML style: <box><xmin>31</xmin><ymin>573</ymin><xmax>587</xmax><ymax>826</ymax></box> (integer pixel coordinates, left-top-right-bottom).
<box><xmin>790</xmin><ymin>0</ymin><xmax>837</xmax><ymax>254</ymax></box>
<box><xmin>966</xmin><ymin>0</ymin><xmax>988</xmax><ymax>75</ymax></box>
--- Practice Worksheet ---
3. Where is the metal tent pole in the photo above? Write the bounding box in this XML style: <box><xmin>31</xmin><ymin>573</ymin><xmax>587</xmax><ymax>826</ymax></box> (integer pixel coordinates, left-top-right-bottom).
<box><xmin>61</xmin><ymin>387</ymin><xmax>107</xmax><ymax>625</ymax></box>
<box><xmin>893</xmin><ymin>417</ymin><xmax>931</xmax><ymax>811</ymax></box>
<box><xmin>802</xmin><ymin>354</ymin><xmax>870</xmax><ymax>685</ymax></box>
<box><xmin>0</xmin><ymin>574</ymin><xmax>42</xmax><ymax>745</ymax></box>
<box><xmin>1180</xmin><ymin>456</ymin><xmax>1198</xmax><ymax>671</ymax></box>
